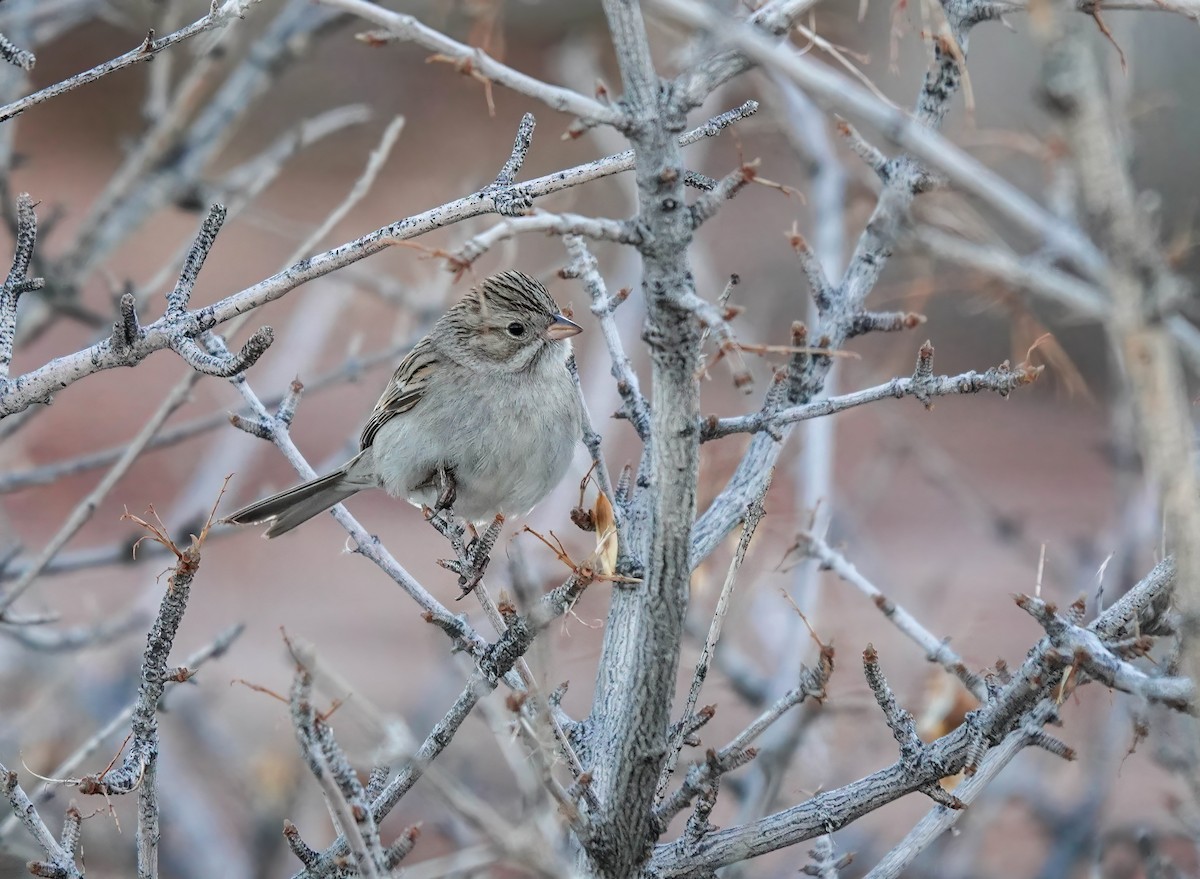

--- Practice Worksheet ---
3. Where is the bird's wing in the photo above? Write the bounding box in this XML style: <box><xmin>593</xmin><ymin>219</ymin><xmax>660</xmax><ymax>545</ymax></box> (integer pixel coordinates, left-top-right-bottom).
<box><xmin>359</xmin><ymin>337</ymin><xmax>439</xmax><ymax>449</ymax></box>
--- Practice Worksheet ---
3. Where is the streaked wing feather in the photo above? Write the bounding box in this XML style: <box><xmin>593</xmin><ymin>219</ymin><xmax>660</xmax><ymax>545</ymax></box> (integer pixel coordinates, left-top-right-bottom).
<box><xmin>359</xmin><ymin>338</ymin><xmax>438</xmax><ymax>449</ymax></box>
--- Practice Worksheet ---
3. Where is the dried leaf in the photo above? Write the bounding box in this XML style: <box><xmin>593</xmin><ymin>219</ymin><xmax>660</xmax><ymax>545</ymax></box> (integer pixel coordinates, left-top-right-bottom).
<box><xmin>594</xmin><ymin>491</ymin><xmax>618</xmax><ymax>575</ymax></box>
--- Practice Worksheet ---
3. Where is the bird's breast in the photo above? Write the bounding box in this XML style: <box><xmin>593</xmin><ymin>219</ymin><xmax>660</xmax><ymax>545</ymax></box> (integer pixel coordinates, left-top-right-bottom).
<box><xmin>372</xmin><ymin>361</ymin><xmax>580</xmax><ymax>523</ymax></box>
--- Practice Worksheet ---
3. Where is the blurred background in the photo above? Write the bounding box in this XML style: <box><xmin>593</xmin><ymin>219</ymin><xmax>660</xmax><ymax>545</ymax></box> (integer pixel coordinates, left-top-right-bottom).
<box><xmin>0</xmin><ymin>0</ymin><xmax>1197</xmax><ymax>876</ymax></box>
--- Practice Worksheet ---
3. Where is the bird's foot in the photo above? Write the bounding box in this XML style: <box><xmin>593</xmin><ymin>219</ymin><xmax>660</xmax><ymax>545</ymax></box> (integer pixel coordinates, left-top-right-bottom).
<box><xmin>456</xmin><ymin>514</ymin><xmax>505</xmax><ymax>599</ymax></box>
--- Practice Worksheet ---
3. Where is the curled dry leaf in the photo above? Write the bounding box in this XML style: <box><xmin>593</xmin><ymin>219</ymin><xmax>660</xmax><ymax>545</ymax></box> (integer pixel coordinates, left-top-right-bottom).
<box><xmin>594</xmin><ymin>490</ymin><xmax>618</xmax><ymax>575</ymax></box>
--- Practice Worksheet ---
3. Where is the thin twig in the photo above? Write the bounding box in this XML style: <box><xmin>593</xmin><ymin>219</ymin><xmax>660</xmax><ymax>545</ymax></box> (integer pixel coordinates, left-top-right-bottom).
<box><xmin>656</xmin><ymin>473</ymin><xmax>773</xmax><ymax>803</ymax></box>
<box><xmin>0</xmin><ymin>370</ymin><xmax>196</xmax><ymax>616</ymax></box>
<box><xmin>0</xmin><ymin>0</ymin><xmax>263</xmax><ymax>124</ymax></box>
<box><xmin>703</xmin><ymin>346</ymin><xmax>1042</xmax><ymax>441</ymax></box>
<box><xmin>794</xmin><ymin>532</ymin><xmax>987</xmax><ymax>701</ymax></box>
<box><xmin>319</xmin><ymin>0</ymin><xmax>622</xmax><ymax>128</ymax></box>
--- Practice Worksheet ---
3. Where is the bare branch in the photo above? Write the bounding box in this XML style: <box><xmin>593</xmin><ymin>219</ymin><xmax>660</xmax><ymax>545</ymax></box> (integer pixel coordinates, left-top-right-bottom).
<box><xmin>794</xmin><ymin>532</ymin><xmax>987</xmax><ymax>701</ymax></box>
<box><xmin>847</xmin><ymin>310</ymin><xmax>927</xmax><ymax>338</ymax></box>
<box><xmin>0</xmin><ymin>31</ymin><xmax>35</xmax><ymax>71</ymax></box>
<box><xmin>657</xmin><ymin>474</ymin><xmax>773</xmax><ymax>803</ymax></box>
<box><xmin>112</xmin><ymin>290</ymin><xmax>141</xmax><ymax>351</ymax></box>
<box><xmin>689</xmin><ymin>162</ymin><xmax>757</xmax><ymax>229</ymax></box>
<box><xmin>789</xmin><ymin>230</ymin><xmax>836</xmax><ymax>312</ymax></box>
<box><xmin>0</xmin><ymin>369</ymin><xmax>196</xmax><ymax>617</ymax></box>
<box><xmin>563</xmin><ymin>234</ymin><xmax>651</xmax><ymax>440</ymax></box>
<box><xmin>0</xmin><ymin>103</ymin><xmax>756</xmax><ymax>419</ymax></box>
<box><xmin>166</xmin><ymin>204</ymin><xmax>226</xmax><ymax>318</ymax></box>
<box><xmin>0</xmin><ymin>770</ymin><xmax>81</xmax><ymax>878</ymax></box>
<box><xmin>171</xmin><ymin>328</ymin><xmax>274</xmax><ymax>378</ymax></box>
<box><xmin>0</xmin><ymin>193</ymin><xmax>43</xmax><ymax>383</ymax></box>
<box><xmin>0</xmin><ymin>0</ymin><xmax>263</xmax><ymax>124</ymax></box>
<box><xmin>491</xmin><ymin>112</ymin><xmax>536</xmax><ymax>190</ymax></box>
<box><xmin>652</xmin><ymin>647</ymin><xmax>833</xmax><ymax>833</ymax></box>
<box><xmin>836</xmin><ymin>118</ymin><xmax>890</xmax><ymax>180</ymax></box>
<box><xmin>582</xmin><ymin>3</ymin><xmax>718</xmax><ymax>870</ymax></box>
<box><xmin>0</xmin><ymin>624</ymin><xmax>244</xmax><ymax>841</ymax></box>
<box><xmin>647</xmin><ymin>559</ymin><xmax>1175</xmax><ymax>876</ymax></box>
<box><xmin>863</xmin><ymin>702</ymin><xmax>1063</xmax><ymax>879</ymax></box>
<box><xmin>1017</xmin><ymin>593</ymin><xmax>1194</xmax><ymax>711</ymax></box>
<box><xmin>703</xmin><ymin>344</ymin><xmax>1042</xmax><ymax>441</ymax></box>
<box><xmin>863</xmin><ymin>646</ymin><xmax>939</xmax><ymax>778</ymax></box>
<box><xmin>652</xmin><ymin>0</ymin><xmax>1107</xmax><ymax>280</ymax></box>
<box><xmin>454</xmin><ymin>212</ymin><xmax>641</xmax><ymax>272</ymax></box>
<box><xmin>318</xmin><ymin>0</ymin><xmax>622</xmax><ymax>128</ymax></box>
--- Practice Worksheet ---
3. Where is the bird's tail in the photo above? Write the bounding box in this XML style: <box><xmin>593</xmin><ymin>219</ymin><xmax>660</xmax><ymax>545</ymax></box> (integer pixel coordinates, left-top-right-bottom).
<box><xmin>224</xmin><ymin>449</ymin><xmax>375</xmax><ymax>538</ymax></box>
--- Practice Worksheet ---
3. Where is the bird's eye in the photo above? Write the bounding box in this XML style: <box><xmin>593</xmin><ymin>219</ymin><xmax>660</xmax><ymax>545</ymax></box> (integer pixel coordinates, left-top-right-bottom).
<box><xmin>506</xmin><ymin>322</ymin><xmax>526</xmax><ymax>337</ymax></box>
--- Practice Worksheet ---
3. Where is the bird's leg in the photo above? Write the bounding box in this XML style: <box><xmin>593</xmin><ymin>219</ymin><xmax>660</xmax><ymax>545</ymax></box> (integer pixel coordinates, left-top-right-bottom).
<box><xmin>457</xmin><ymin>514</ymin><xmax>504</xmax><ymax>599</ymax></box>
<box><xmin>434</xmin><ymin>463</ymin><xmax>457</xmax><ymax>512</ymax></box>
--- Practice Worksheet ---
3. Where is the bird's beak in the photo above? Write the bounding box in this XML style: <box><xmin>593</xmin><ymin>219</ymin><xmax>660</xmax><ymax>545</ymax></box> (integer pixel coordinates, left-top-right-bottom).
<box><xmin>545</xmin><ymin>314</ymin><xmax>582</xmax><ymax>340</ymax></box>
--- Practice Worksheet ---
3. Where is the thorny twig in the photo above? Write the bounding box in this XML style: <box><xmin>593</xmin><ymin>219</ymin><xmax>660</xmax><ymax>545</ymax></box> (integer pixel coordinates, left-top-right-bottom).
<box><xmin>791</xmin><ymin>531</ymin><xmax>988</xmax><ymax>701</ymax></box>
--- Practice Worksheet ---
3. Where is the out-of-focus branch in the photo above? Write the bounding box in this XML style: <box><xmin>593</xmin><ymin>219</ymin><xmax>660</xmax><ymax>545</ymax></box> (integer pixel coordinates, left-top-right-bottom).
<box><xmin>1034</xmin><ymin>0</ymin><xmax>1200</xmax><ymax>742</ymax></box>
<box><xmin>0</xmin><ymin>31</ymin><xmax>34</xmax><ymax>71</ymax></box>
<box><xmin>0</xmin><ymin>602</ymin><xmax>144</xmax><ymax>651</ymax></box>
<box><xmin>805</xmin><ymin>836</ymin><xmax>853</xmax><ymax>879</ymax></box>
<box><xmin>910</xmin><ymin>226</ymin><xmax>1200</xmax><ymax>374</ymax></box>
<box><xmin>651</xmin><ymin>0</ymin><xmax>1106</xmax><ymax>281</ymax></box>
<box><xmin>0</xmin><ymin>0</ymin><xmax>262</xmax><ymax>124</ymax></box>
<box><xmin>54</xmin><ymin>3</ymin><xmax>340</xmax><ymax>298</ymax></box>
<box><xmin>316</xmin><ymin>0</ymin><xmax>622</xmax><ymax>128</ymax></box>
<box><xmin>0</xmin><ymin>361</ymin><xmax>195</xmax><ymax>617</ymax></box>
<box><xmin>0</xmin><ymin>624</ymin><xmax>244</xmax><ymax>841</ymax></box>
<box><xmin>793</xmin><ymin>531</ymin><xmax>987</xmax><ymax>702</ymax></box>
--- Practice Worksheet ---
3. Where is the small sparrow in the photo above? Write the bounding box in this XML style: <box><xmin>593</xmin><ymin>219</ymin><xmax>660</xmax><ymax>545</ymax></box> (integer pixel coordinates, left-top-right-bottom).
<box><xmin>225</xmin><ymin>271</ymin><xmax>583</xmax><ymax>537</ymax></box>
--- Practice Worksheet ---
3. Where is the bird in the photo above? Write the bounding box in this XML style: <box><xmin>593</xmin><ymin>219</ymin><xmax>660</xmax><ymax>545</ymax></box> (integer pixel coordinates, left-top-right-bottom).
<box><xmin>224</xmin><ymin>271</ymin><xmax>583</xmax><ymax>538</ymax></box>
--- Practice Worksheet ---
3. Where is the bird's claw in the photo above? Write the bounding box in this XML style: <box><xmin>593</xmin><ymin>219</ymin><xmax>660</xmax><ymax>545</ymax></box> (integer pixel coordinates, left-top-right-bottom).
<box><xmin>455</xmin><ymin>553</ymin><xmax>490</xmax><ymax>600</ymax></box>
<box><xmin>454</xmin><ymin>514</ymin><xmax>503</xmax><ymax>600</ymax></box>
